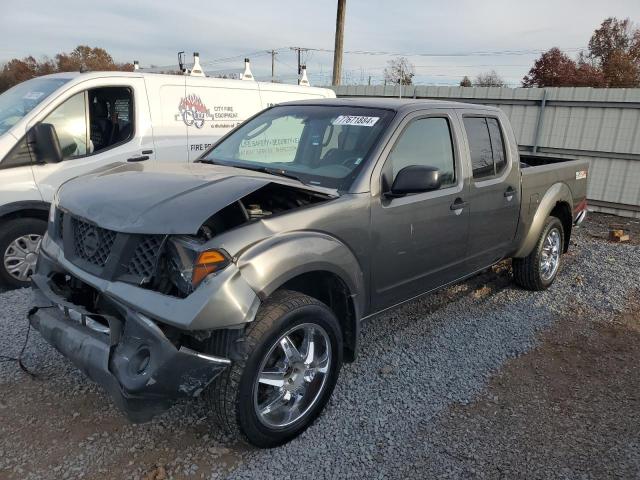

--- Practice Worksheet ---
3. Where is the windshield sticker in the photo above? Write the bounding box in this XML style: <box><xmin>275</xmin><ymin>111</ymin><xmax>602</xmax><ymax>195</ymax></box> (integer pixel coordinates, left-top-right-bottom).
<box><xmin>23</xmin><ymin>91</ymin><xmax>45</xmax><ymax>100</ymax></box>
<box><xmin>332</xmin><ymin>115</ymin><xmax>379</xmax><ymax>127</ymax></box>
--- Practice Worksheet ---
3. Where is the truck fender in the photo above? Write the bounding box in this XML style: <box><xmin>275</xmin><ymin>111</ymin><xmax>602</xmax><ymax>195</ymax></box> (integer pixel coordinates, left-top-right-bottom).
<box><xmin>514</xmin><ymin>182</ymin><xmax>573</xmax><ymax>258</ymax></box>
<box><xmin>236</xmin><ymin>231</ymin><xmax>366</xmax><ymax>320</ymax></box>
<box><xmin>0</xmin><ymin>200</ymin><xmax>50</xmax><ymax>221</ymax></box>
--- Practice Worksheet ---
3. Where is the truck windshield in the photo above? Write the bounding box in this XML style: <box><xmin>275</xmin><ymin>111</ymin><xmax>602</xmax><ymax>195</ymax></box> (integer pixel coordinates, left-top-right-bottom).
<box><xmin>0</xmin><ymin>77</ymin><xmax>71</xmax><ymax>135</ymax></box>
<box><xmin>202</xmin><ymin>105</ymin><xmax>394</xmax><ymax>189</ymax></box>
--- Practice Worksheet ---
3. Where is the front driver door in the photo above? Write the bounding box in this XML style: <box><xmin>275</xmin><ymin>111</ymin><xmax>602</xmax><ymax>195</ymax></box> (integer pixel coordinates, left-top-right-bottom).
<box><xmin>370</xmin><ymin>111</ymin><xmax>470</xmax><ymax>311</ymax></box>
<box><xmin>31</xmin><ymin>79</ymin><xmax>153</xmax><ymax>203</ymax></box>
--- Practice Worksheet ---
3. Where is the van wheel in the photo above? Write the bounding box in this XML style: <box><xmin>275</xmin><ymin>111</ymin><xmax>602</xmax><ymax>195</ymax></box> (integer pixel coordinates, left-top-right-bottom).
<box><xmin>0</xmin><ymin>218</ymin><xmax>47</xmax><ymax>289</ymax></box>
<box><xmin>513</xmin><ymin>216</ymin><xmax>564</xmax><ymax>291</ymax></box>
<box><xmin>206</xmin><ymin>290</ymin><xmax>343</xmax><ymax>448</ymax></box>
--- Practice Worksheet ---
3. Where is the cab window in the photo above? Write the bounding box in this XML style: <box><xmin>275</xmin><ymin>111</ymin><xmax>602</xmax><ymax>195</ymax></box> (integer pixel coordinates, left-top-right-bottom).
<box><xmin>387</xmin><ymin>117</ymin><xmax>456</xmax><ymax>188</ymax></box>
<box><xmin>463</xmin><ymin>116</ymin><xmax>507</xmax><ymax>180</ymax></box>
<box><xmin>89</xmin><ymin>87</ymin><xmax>133</xmax><ymax>153</ymax></box>
<box><xmin>43</xmin><ymin>92</ymin><xmax>88</xmax><ymax>159</ymax></box>
<box><xmin>41</xmin><ymin>87</ymin><xmax>134</xmax><ymax>160</ymax></box>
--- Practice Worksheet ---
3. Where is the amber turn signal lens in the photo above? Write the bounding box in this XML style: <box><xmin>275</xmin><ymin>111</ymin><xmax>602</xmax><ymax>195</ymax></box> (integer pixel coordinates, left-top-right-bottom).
<box><xmin>191</xmin><ymin>250</ymin><xmax>228</xmax><ymax>287</ymax></box>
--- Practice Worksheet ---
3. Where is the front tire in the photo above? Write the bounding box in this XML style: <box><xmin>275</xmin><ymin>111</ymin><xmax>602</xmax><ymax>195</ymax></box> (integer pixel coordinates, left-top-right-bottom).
<box><xmin>0</xmin><ymin>218</ymin><xmax>47</xmax><ymax>289</ymax></box>
<box><xmin>513</xmin><ymin>216</ymin><xmax>564</xmax><ymax>291</ymax></box>
<box><xmin>206</xmin><ymin>290</ymin><xmax>343</xmax><ymax>448</ymax></box>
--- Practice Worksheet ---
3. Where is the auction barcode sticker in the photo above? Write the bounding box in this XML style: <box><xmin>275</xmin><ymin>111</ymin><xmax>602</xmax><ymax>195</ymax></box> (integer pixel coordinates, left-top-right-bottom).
<box><xmin>332</xmin><ymin>115</ymin><xmax>379</xmax><ymax>127</ymax></box>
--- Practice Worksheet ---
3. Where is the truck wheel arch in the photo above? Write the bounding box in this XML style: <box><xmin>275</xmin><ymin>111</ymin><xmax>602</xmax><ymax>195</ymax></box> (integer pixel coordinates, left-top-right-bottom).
<box><xmin>0</xmin><ymin>200</ymin><xmax>50</xmax><ymax>223</ymax></box>
<box><xmin>236</xmin><ymin>232</ymin><xmax>365</xmax><ymax>362</ymax></box>
<box><xmin>514</xmin><ymin>183</ymin><xmax>573</xmax><ymax>258</ymax></box>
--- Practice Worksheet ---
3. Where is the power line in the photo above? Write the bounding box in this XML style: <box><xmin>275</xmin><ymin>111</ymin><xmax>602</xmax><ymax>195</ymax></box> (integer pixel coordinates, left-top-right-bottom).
<box><xmin>288</xmin><ymin>45</ymin><xmax>586</xmax><ymax>57</ymax></box>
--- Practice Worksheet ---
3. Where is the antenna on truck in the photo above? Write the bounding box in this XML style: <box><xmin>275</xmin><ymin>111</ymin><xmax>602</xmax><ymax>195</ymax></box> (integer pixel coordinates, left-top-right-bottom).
<box><xmin>240</xmin><ymin>58</ymin><xmax>255</xmax><ymax>81</ymax></box>
<box><xmin>190</xmin><ymin>52</ymin><xmax>205</xmax><ymax>77</ymax></box>
<box><xmin>299</xmin><ymin>65</ymin><xmax>310</xmax><ymax>86</ymax></box>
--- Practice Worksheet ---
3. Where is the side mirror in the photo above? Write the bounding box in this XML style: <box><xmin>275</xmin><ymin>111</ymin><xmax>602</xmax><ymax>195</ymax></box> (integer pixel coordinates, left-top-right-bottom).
<box><xmin>27</xmin><ymin>123</ymin><xmax>63</xmax><ymax>164</ymax></box>
<box><xmin>387</xmin><ymin>165</ymin><xmax>441</xmax><ymax>197</ymax></box>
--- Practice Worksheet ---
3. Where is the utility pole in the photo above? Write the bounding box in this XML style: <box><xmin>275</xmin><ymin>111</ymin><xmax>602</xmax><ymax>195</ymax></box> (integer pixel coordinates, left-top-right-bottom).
<box><xmin>290</xmin><ymin>47</ymin><xmax>310</xmax><ymax>84</ymax></box>
<box><xmin>332</xmin><ymin>0</ymin><xmax>346</xmax><ymax>86</ymax></box>
<box><xmin>267</xmin><ymin>49</ymin><xmax>278</xmax><ymax>82</ymax></box>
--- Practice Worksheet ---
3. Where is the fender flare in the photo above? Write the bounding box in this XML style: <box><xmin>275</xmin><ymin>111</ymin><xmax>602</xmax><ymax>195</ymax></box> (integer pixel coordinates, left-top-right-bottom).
<box><xmin>514</xmin><ymin>182</ymin><xmax>572</xmax><ymax>258</ymax></box>
<box><xmin>236</xmin><ymin>230</ymin><xmax>366</xmax><ymax>321</ymax></box>
<box><xmin>0</xmin><ymin>200</ymin><xmax>50</xmax><ymax>221</ymax></box>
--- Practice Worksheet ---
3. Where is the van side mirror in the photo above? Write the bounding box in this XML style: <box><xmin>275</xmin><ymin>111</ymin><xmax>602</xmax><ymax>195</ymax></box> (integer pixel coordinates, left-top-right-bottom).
<box><xmin>386</xmin><ymin>165</ymin><xmax>441</xmax><ymax>197</ymax></box>
<box><xmin>27</xmin><ymin>123</ymin><xmax>63</xmax><ymax>164</ymax></box>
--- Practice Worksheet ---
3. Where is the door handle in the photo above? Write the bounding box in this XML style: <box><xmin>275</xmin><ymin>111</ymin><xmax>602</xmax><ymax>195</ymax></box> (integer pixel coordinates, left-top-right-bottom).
<box><xmin>127</xmin><ymin>155</ymin><xmax>149</xmax><ymax>162</ymax></box>
<box><xmin>450</xmin><ymin>198</ymin><xmax>469</xmax><ymax>211</ymax></box>
<box><xmin>504</xmin><ymin>187</ymin><xmax>516</xmax><ymax>201</ymax></box>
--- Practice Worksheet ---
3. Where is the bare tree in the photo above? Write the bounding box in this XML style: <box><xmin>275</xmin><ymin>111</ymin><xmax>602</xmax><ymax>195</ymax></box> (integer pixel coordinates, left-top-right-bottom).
<box><xmin>384</xmin><ymin>57</ymin><xmax>415</xmax><ymax>86</ymax></box>
<box><xmin>459</xmin><ymin>76</ymin><xmax>472</xmax><ymax>87</ymax></box>
<box><xmin>474</xmin><ymin>70</ymin><xmax>506</xmax><ymax>87</ymax></box>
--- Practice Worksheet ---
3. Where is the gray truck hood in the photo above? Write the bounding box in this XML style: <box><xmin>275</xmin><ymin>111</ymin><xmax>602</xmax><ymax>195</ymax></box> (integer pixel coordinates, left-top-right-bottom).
<box><xmin>57</xmin><ymin>162</ymin><xmax>329</xmax><ymax>234</ymax></box>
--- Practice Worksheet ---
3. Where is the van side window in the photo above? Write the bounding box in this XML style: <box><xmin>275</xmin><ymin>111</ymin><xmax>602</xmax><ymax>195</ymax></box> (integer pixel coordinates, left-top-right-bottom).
<box><xmin>388</xmin><ymin>117</ymin><xmax>455</xmax><ymax>188</ymax></box>
<box><xmin>89</xmin><ymin>87</ymin><xmax>133</xmax><ymax>153</ymax></box>
<box><xmin>43</xmin><ymin>92</ymin><xmax>88</xmax><ymax>159</ymax></box>
<box><xmin>463</xmin><ymin>116</ymin><xmax>507</xmax><ymax>180</ymax></box>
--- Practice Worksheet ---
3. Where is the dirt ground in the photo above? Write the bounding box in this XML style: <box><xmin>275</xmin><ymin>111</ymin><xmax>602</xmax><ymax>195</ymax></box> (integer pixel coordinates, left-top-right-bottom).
<box><xmin>411</xmin><ymin>291</ymin><xmax>640</xmax><ymax>478</ymax></box>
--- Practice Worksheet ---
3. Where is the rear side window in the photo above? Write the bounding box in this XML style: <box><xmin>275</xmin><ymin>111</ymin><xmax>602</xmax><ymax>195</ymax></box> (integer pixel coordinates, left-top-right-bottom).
<box><xmin>388</xmin><ymin>117</ymin><xmax>456</xmax><ymax>188</ymax></box>
<box><xmin>463</xmin><ymin>116</ymin><xmax>507</xmax><ymax>180</ymax></box>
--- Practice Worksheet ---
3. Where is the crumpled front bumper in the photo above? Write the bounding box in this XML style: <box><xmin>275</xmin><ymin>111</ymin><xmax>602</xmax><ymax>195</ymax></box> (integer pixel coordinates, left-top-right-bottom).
<box><xmin>29</xmin><ymin>269</ymin><xmax>231</xmax><ymax>423</ymax></box>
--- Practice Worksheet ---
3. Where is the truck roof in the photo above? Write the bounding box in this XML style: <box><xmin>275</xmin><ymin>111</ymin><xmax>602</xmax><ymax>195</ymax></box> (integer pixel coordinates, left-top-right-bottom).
<box><xmin>282</xmin><ymin>96</ymin><xmax>500</xmax><ymax>112</ymax></box>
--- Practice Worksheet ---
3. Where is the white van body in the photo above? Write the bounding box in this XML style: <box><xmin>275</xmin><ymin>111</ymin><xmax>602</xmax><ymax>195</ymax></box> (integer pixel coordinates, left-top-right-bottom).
<box><xmin>0</xmin><ymin>71</ymin><xmax>335</xmax><ymax>287</ymax></box>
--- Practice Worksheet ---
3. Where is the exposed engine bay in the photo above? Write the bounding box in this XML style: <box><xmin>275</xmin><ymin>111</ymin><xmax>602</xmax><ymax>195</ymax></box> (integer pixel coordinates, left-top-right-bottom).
<box><xmin>150</xmin><ymin>183</ymin><xmax>334</xmax><ymax>298</ymax></box>
<box><xmin>196</xmin><ymin>183</ymin><xmax>333</xmax><ymax>239</ymax></box>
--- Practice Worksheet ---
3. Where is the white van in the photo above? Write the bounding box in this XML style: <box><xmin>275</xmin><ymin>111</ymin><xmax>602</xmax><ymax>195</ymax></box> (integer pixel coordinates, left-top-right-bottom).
<box><xmin>0</xmin><ymin>71</ymin><xmax>335</xmax><ymax>288</ymax></box>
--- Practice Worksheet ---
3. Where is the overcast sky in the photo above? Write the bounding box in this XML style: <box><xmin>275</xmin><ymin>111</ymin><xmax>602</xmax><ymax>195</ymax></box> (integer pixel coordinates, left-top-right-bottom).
<box><xmin>1</xmin><ymin>0</ymin><xmax>639</xmax><ymax>86</ymax></box>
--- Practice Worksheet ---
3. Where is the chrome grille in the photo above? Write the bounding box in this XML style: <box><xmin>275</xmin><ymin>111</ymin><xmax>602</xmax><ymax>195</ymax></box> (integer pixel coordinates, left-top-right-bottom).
<box><xmin>71</xmin><ymin>217</ymin><xmax>116</xmax><ymax>267</ymax></box>
<box><xmin>127</xmin><ymin>235</ymin><xmax>164</xmax><ymax>279</ymax></box>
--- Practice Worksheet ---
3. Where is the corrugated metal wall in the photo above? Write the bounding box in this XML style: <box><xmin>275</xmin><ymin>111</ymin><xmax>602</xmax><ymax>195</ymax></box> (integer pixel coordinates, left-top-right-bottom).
<box><xmin>332</xmin><ymin>85</ymin><xmax>640</xmax><ymax>218</ymax></box>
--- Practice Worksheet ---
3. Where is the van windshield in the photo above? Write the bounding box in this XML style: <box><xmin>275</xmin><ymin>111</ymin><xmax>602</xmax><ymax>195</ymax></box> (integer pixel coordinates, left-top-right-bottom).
<box><xmin>0</xmin><ymin>77</ymin><xmax>71</xmax><ymax>135</ymax></box>
<box><xmin>202</xmin><ymin>105</ymin><xmax>394</xmax><ymax>189</ymax></box>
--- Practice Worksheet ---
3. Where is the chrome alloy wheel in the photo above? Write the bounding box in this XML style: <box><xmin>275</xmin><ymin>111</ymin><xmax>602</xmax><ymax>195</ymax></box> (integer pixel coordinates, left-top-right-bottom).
<box><xmin>540</xmin><ymin>227</ymin><xmax>561</xmax><ymax>282</ymax></box>
<box><xmin>3</xmin><ymin>234</ymin><xmax>42</xmax><ymax>282</ymax></box>
<box><xmin>253</xmin><ymin>323</ymin><xmax>331</xmax><ymax>429</ymax></box>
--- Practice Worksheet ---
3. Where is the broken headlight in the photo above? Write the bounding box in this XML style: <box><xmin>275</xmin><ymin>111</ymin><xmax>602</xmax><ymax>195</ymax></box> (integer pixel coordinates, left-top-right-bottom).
<box><xmin>167</xmin><ymin>236</ymin><xmax>230</xmax><ymax>295</ymax></box>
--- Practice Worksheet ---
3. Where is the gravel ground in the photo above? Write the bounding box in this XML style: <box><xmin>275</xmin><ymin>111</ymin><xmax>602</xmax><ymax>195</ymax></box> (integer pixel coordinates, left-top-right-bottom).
<box><xmin>1</xmin><ymin>212</ymin><xmax>639</xmax><ymax>479</ymax></box>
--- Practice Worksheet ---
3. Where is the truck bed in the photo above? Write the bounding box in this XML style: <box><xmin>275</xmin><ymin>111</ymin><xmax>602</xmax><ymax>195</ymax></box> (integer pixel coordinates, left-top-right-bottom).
<box><xmin>518</xmin><ymin>153</ymin><xmax>589</xmax><ymax>232</ymax></box>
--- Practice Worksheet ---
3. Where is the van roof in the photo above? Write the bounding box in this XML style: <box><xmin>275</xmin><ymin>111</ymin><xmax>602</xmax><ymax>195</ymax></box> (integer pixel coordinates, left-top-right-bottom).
<box><xmin>38</xmin><ymin>71</ymin><xmax>334</xmax><ymax>95</ymax></box>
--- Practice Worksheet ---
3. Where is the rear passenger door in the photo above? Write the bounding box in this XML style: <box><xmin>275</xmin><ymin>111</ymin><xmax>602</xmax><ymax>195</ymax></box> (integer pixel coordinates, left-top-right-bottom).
<box><xmin>371</xmin><ymin>111</ymin><xmax>470</xmax><ymax>310</ymax></box>
<box><xmin>460</xmin><ymin>112</ymin><xmax>520</xmax><ymax>270</ymax></box>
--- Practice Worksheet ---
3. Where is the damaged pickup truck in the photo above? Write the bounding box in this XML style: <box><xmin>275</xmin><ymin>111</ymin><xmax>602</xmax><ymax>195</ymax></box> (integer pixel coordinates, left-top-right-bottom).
<box><xmin>29</xmin><ymin>98</ymin><xmax>589</xmax><ymax>447</ymax></box>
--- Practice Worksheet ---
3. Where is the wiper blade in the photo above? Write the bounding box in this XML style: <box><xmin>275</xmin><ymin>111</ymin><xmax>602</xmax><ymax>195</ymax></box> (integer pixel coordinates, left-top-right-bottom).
<box><xmin>232</xmin><ymin>165</ymin><xmax>306</xmax><ymax>184</ymax></box>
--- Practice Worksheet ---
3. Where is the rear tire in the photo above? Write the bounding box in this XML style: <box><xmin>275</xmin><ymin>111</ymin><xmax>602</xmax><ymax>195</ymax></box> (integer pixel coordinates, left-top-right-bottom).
<box><xmin>205</xmin><ymin>290</ymin><xmax>343</xmax><ymax>448</ymax></box>
<box><xmin>0</xmin><ymin>217</ymin><xmax>47</xmax><ymax>289</ymax></box>
<box><xmin>513</xmin><ymin>216</ymin><xmax>564</xmax><ymax>291</ymax></box>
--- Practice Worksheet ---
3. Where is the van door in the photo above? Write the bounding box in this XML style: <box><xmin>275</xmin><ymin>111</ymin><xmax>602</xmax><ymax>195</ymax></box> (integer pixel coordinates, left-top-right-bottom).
<box><xmin>370</xmin><ymin>111</ymin><xmax>470</xmax><ymax>310</ymax></box>
<box><xmin>184</xmin><ymin>79</ymin><xmax>262</xmax><ymax>161</ymax></box>
<box><xmin>459</xmin><ymin>111</ymin><xmax>520</xmax><ymax>270</ymax></box>
<box><xmin>31</xmin><ymin>78</ymin><xmax>154</xmax><ymax>202</ymax></box>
